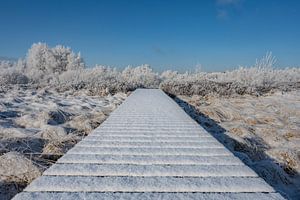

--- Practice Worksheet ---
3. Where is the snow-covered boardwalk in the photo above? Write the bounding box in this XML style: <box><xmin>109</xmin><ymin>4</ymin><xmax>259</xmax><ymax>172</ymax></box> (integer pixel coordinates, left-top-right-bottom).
<box><xmin>14</xmin><ymin>89</ymin><xmax>284</xmax><ymax>199</ymax></box>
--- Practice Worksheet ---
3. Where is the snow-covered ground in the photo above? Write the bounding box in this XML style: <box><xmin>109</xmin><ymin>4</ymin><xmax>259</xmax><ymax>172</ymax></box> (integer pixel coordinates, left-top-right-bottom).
<box><xmin>13</xmin><ymin>89</ymin><xmax>283</xmax><ymax>200</ymax></box>
<box><xmin>0</xmin><ymin>86</ymin><xmax>126</xmax><ymax>200</ymax></box>
<box><xmin>1</xmin><ymin>86</ymin><xmax>299</xmax><ymax>199</ymax></box>
<box><xmin>1</xmin><ymin>43</ymin><xmax>299</xmax><ymax>199</ymax></box>
<box><xmin>176</xmin><ymin>91</ymin><xmax>300</xmax><ymax>199</ymax></box>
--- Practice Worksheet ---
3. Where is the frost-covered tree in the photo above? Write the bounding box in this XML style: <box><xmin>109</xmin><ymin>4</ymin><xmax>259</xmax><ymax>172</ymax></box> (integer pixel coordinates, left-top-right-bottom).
<box><xmin>26</xmin><ymin>43</ymin><xmax>85</xmax><ymax>75</ymax></box>
<box><xmin>52</xmin><ymin>45</ymin><xmax>85</xmax><ymax>72</ymax></box>
<box><xmin>26</xmin><ymin>43</ymin><xmax>58</xmax><ymax>73</ymax></box>
<box><xmin>1</xmin><ymin>44</ymin><xmax>299</xmax><ymax>96</ymax></box>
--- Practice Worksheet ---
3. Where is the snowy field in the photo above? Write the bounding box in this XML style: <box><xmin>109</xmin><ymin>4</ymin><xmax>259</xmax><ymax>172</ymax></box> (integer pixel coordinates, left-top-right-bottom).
<box><xmin>176</xmin><ymin>91</ymin><xmax>300</xmax><ymax>199</ymax></box>
<box><xmin>0</xmin><ymin>43</ymin><xmax>299</xmax><ymax>199</ymax></box>
<box><xmin>0</xmin><ymin>86</ymin><xmax>126</xmax><ymax>199</ymax></box>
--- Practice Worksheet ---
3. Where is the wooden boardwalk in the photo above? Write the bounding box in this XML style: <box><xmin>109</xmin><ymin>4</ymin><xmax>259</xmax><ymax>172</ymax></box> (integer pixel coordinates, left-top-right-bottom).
<box><xmin>14</xmin><ymin>89</ymin><xmax>284</xmax><ymax>199</ymax></box>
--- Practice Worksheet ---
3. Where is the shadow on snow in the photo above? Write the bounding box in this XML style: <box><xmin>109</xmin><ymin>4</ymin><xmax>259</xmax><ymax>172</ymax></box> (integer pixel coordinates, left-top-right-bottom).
<box><xmin>170</xmin><ymin>94</ymin><xmax>299</xmax><ymax>200</ymax></box>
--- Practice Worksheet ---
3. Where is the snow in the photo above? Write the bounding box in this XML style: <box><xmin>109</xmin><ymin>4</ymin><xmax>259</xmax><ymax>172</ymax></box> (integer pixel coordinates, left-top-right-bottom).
<box><xmin>178</xmin><ymin>91</ymin><xmax>300</xmax><ymax>198</ymax></box>
<box><xmin>0</xmin><ymin>87</ymin><xmax>126</xmax><ymax>199</ymax></box>
<box><xmin>68</xmin><ymin>146</ymin><xmax>230</xmax><ymax>156</ymax></box>
<box><xmin>44</xmin><ymin>163</ymin><xmax>257</xmax><ymax>177</ymax></box>
<box><xmin>57</xmin><ymin>154</ymin><xmax>244</xmax><ymax>165</ymax></box>
<box><xmin>1</xmin><ymin>43</ymin><xmax>299</xmax><ymax>98</ymax></box>
<box><xmin>14</xmin><ymin>89</ymin><xmax>283</xmax><ymax>199</ymax></box>
<box><xmin>92</xmin><ymin>133</ymin><xmax>210</xmax><ymax>137</ymax></box>
<box><xmin>84</xmin><ymin>135</ymin><xmax>216</xmax><ymax>142</ymax></box>
<box><xmin>76</xmin><ymin>140</ymin><xmax>223</xmax><ymax>148</ymax></box>
<box><xmin>13</xmin><ymin>192</ymin><xmax>285</xmax><ymax>200</ymax></box>
<box><xmin>24</xmin><ymin>176</ymin><xmax>274</xmax><ymax>192</ymax></box>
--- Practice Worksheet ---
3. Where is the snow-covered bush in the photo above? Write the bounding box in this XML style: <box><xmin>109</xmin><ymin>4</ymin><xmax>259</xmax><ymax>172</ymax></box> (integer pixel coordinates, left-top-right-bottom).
<box><xmin>254</xmin><ymin>52</ymin><xmax>276</xmax><ymax>69</ymax></box>
<box><xmin>51</xmin><ymin>45</ymin><xmax>85</xmax><ymax>72</ymax></box>
<box><xmin>1</xmin><ymin>45</ymin><xmax>299</xmax><ymax>96</ymax></box>
<box><xmin>160</xmin><ymin>70</ymin><xmax>178</xmax><ymax>80</ymax></box>
<box><xmin>0</xmin><ymin>70</ymin><xmax>29</xmax><ymax>85</ymax></box>
<box><xmin>0</xmin><ymin>60</ymin><xmax>15</xmax><ymax>69</ymax></box>
<box><xmin>26</xmin><ymin>43</ymin><xmax>57</xmax><ymax>73</ymax></box>
<box><xmin>54</xmin><ymin>64</ymin><xmax>160</xmax><ymax>94</ymax></box>
<box><xmin>160</xmin><ymin>66</ymin><xmax>300</xmax><ymax>96</ymax></box>
<box><xmin>160</xmin><ymin>53</ymin><xmax>300</xmax><ymax>96</ymax></box>
<box><xmin>55</xmin><ymin>66</ymin><xmax>124</xmax><ymax>93</ymax></box>
<box><xmin>0</xmin><ymin>59</ymin><xmax>29</xmax><ymax>85</ymax></box>
<box><xmin>24</xmin><ymin>43</ymin><xmax>85</xmax><ymax>84</ymax></box>
<box><xmin>121</xmin><ymin>64</ymin><xmax>161</xmax><ymax>89</ymax></box>
<box><xmin>26</xmin><ymin>43</ymin><xmax>84</xmax><ymax>73</ymax></box>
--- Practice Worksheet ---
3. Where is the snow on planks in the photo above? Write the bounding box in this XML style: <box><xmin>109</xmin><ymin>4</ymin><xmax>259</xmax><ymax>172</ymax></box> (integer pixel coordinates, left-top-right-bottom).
<box><xmin>13</xmin><ymin>89</ymin><xmax>285</xmax><ymax>200</ymax></box>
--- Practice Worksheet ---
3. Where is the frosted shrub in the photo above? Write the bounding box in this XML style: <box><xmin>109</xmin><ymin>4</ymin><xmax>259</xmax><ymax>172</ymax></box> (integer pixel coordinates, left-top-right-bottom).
<box><xmin>26</xmin><ymin>43</ymin><xmax>58</xmax><ymax>73</ymax></box>
<box><xmin>160</xmin><ymin>53</ymin><xmax>300</xmax><ymax>96</ymax></box>
<box><xmin>51</xmin><ymin>45</ymin><xmax>85</xmax><ymax>72</ymax></box>
<box><xmin>1</xmin><ymin>44</ymin><xmax>299</xmax><ymax>96</ymax></box>
<box><xmin>121</xmin><ymin>64</ymin><xmax>160</xmax><ymax>89</ymax></box>
<box><xmin>56</xmin><ymin>64</ymin><xmax>160</xmax><ymax>94</ymax></box>
<box><xmin>0</xmin><ymin>59</ymin><xmax>29</xmax><ymax>85</ymax></box>
<box><xmin>54</xmin><ymin>66</ymin><xmax>124</xmax><ymax>94</ymax></box>
<box><xmin>25</xmin><ymin>43</ymin><xmax>85</xmax><ymax>84</ymax></box>
<box><xmin>160</xmin><ymin>67</ymin><xmax>300</xmax><ymax>96</ymax></box>
<box><xmin>0</xmin><ymin>60</ymin><xmax>15</xmax><ymax>69</ymax></box>
<box><xmin>0</xmin><ymin>69</ymin><xmax>29</xmax><ymax>85</ymax></box>
<box><xmin>254</xmin><ymin>52</ymin><xmax>276</xmax><ymax>69</ymax></box>
<box><xmin>161</xmin><ymin>70</ymin><xmax>178</xmax><ymax>80</ymax></box>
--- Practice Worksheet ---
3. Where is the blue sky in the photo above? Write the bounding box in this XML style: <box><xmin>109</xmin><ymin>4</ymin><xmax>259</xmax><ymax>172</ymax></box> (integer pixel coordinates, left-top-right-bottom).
<box><xmin>0</xmin><ymin>0</ymin><xmax>299</xmax><ymax>71</ymax></box>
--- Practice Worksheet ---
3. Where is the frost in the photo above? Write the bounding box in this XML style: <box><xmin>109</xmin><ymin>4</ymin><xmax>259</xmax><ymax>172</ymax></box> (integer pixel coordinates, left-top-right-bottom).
<box><xmin>1</xmin><ymin>44</ymin><xmax>298</xmax><ymax>96</ymax></box>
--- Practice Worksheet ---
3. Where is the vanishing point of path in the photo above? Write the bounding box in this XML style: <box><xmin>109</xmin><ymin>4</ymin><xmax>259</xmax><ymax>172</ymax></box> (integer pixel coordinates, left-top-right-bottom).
<box><xmin>14</xmin><ymin>89</ymin><xmax>284</xmax><ymax>199</ymax></box>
